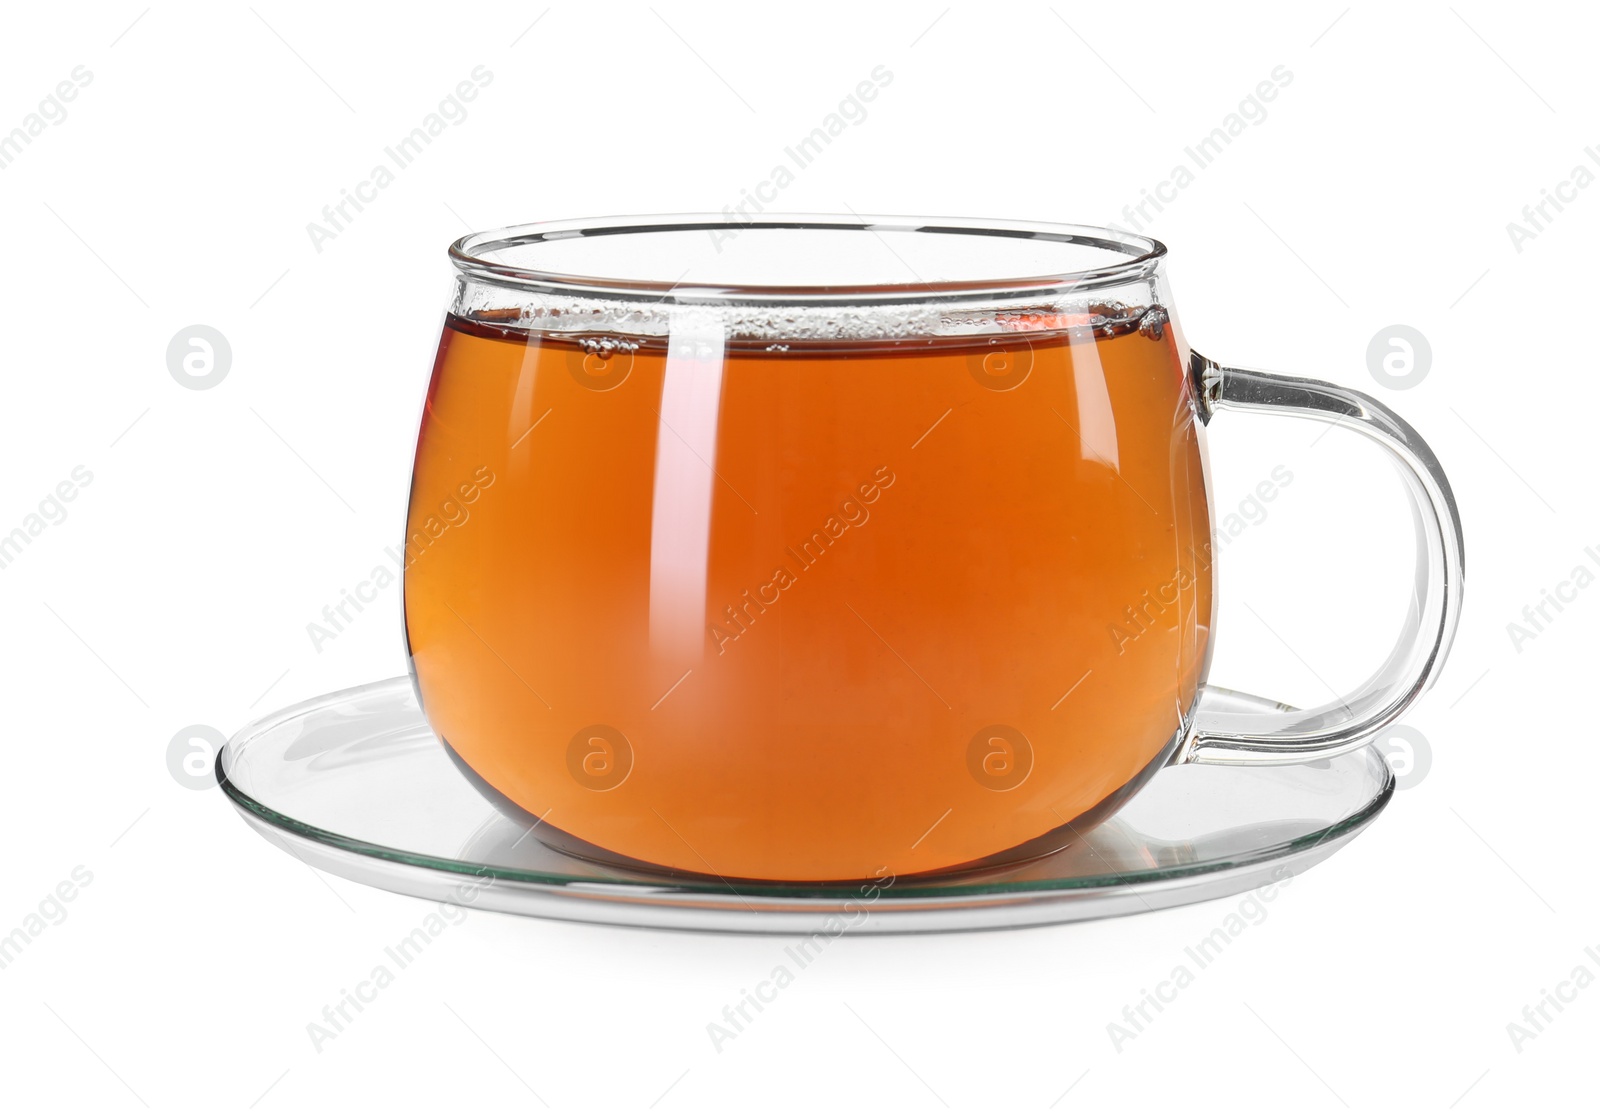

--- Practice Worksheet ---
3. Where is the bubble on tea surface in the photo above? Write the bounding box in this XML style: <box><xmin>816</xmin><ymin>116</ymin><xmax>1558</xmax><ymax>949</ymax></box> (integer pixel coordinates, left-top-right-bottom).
<box><xmin>461</xmin><ymin>287</ymin><xmax>1164</xmax><ymax>346</ymax></box>
<box><xmin>1365</xmin><ymin>325</ymin><xmax>1431</xmax><ymax>390</ymax></box>
<box><xmin>1138</xmin><ymin>306</ymin><xmax>1168</xmax><ymax>340</ymax></box>
<box><xmin>966</xmin><ymin>725</ymin><xmax>1033</xmax><ymax>791</ymax></box>
<box><xmin>567</xmin><ymin>337</ymin><xmax>637</xmax><ymax>390</ymax></box>
<box><xmin>567</xmin><ymin>724</ymin><xmax>634</xmax><ymax>790</ymax></box>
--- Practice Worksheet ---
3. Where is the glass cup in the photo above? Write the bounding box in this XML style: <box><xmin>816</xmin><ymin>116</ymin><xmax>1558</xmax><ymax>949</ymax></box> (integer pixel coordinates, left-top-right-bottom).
<box><xmin>402</xmin><ymin>215</ymin><xmax>1463</xmax><ymax>883</ymax></box>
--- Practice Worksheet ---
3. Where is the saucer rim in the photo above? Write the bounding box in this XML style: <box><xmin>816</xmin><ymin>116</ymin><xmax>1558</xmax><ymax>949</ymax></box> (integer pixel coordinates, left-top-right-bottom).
<box><xmin>218</xmin><ymin>677</ymin><xmax>1393</xmax><ymax>930</ymax></box>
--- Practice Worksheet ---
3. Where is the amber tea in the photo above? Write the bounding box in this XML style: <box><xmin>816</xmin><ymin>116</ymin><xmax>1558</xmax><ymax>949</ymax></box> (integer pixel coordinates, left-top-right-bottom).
<box><xmin>404</xmin><ymin>304</ymin><xmax>1214</xmax><ymax>881</ymax></box>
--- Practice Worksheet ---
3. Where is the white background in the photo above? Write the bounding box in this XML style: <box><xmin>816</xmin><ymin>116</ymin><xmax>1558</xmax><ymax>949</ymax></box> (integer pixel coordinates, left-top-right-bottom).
<box><xmin>0</xmin><ymin>2</ymin><xmax>1592</xmax><ymax>1112</ymax></box>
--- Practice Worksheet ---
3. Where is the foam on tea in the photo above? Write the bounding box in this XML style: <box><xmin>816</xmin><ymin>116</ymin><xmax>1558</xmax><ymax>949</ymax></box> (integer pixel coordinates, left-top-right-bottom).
<box><xmin>403</xmin><ymin>300</ymin><xmax>1213</xmax><ymax>881</ymax></box>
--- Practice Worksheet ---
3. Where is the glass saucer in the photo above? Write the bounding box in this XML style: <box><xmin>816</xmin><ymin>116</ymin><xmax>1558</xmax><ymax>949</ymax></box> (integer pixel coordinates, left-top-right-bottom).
<box><xmin>217</xmin><ymin>678</ymin><xmax>1392</xmax><ymax>934</ymax></box>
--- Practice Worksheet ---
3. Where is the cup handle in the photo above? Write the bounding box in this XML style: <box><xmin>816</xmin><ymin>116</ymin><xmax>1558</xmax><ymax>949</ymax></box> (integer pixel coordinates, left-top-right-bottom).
<box><xmin>1176</xmin><ymin>353</ymin><xmax>1465</xmax><ymax>766</ymax></box>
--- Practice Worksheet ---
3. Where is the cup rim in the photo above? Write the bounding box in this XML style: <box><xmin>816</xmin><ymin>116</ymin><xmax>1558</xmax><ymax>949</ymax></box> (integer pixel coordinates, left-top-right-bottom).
<box><xmin>448</xmin><ymin>214</ymin><xmax>1167</xmax><ymax>305</ymax></box>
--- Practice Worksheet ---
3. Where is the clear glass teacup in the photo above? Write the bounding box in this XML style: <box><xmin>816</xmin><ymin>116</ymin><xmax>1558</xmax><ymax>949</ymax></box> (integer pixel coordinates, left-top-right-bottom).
<box><xmin>402</xmin><ymin>215</ymin><xmax>1463</xmax><ymax>882</ymax></box>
